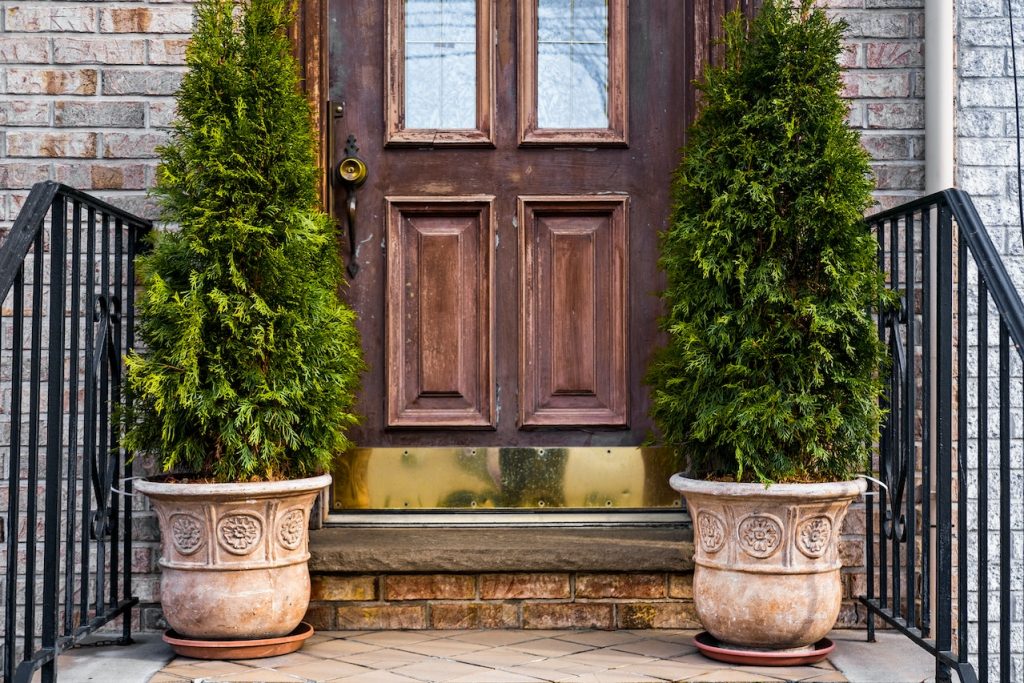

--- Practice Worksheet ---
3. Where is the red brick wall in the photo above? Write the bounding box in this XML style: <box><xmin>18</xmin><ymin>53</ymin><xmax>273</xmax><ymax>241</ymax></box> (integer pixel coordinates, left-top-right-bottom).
<box><xmin>832</xmin><ymin>0</ymin><xmax>926</xmax><ymax>211</ymax></box>
<box><xmin>0</xmin><ymin>2</ymin><xmax>189</xmax><ymax>228</ymax></box>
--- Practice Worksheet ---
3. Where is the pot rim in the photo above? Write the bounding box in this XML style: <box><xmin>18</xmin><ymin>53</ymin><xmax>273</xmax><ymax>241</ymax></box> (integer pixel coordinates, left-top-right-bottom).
<box><xmin>669</xmin><ymin>474</ymin><xmax>866</xmax><ymax>500</ymax></box>
<box><xmin>135</xmin><ymin>472</ymin><xmax>331</xmax><ymax>499</ymax></box>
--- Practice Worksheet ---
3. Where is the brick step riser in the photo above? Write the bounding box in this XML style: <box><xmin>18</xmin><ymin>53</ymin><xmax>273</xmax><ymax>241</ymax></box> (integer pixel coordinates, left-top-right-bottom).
<box><xmin>304</xmin><ymin>570</ymin><xmax>869</xmax><ymax>631</ymax></box>
<box><xmin>304</xmin><ymin>571</ymin><xmax>698</xmax><ymax>631</ymax></box>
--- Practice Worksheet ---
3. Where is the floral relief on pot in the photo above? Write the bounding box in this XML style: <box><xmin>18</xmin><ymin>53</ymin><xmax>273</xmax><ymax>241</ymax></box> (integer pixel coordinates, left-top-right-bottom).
<box><xmin>697</xmin><ymin>511</ymin><xmax>727</xmax><ymax>554</ymax></box>
<box><xmin>277</xmin><ymin>508</ymin><xmax>306</xmax><ymax>551</ymax></box>
<box><xmin>217</xmin><ymin>512</ymin><xmax>263</xmax><ymax>555</ymax></box>
<box><xmin>737</xmin><ymin>513</ymin><xmax>783</xmax><ymax>559</ymax></box>
<box><xmin>796</xmin><ymin>515</ymin><xmax>833</xmax><ymax>558</ymax></box>
<box><xmin>169</xmin><ymin>513</ymin><xmax>205</xmax><ymax>555</ymax></box>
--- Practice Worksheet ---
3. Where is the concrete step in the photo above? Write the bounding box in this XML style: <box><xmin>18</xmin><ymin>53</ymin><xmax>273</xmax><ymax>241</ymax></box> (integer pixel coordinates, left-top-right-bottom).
<box><xmin>309</xmin><ymin>527</ymin><xmax>695</xmax><ymax>574</ymax></box>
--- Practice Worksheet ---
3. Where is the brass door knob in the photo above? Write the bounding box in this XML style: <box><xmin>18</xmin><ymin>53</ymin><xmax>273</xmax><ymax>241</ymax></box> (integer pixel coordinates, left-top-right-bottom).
<box><xmin>337</xmin><ymin>156</ymin><xmax>367</xmax><ymax>186</ymax></box>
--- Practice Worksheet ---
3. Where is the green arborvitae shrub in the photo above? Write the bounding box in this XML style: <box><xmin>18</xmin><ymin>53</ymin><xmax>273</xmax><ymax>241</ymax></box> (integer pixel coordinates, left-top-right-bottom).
<box><xmin>124</xmin><ymin>0</ymin><xmax>364</xmax><ymax>482</ymax></box>
<box><xmin>646</xmin><ymin>0</ymin><xmax>891</xmax><ymax>484</ymax></box>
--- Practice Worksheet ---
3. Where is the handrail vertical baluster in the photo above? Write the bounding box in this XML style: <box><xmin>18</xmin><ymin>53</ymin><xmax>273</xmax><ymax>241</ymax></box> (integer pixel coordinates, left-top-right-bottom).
<box><xmin>4</xmin><ymin>266</ymin><xmax>25</xmax><ymax>683</ymax></box>
<box><xmin>906</xmin><ymin>210</ymin><xmax>917</xmax><ymax>631</ymax></box>
<box><xmin>24</xmin><ymin>230</ymin><xmax>45</xmax><ymax>663</ymax></box>
<box><xmin>934</xmin><ymin>201</ymin><xmax>953</xmax><ymax>683</ymax></box>
<box><xmin>41</xmin><ymin>194</ymin><xmax>67</xmax><ymax>683</ymax></box>
<box><xmin>122</xmin><ymin>221</ymin><xmax>136</xmax><ymax>645</ymax></box>
<box><xmin>94</xmin><ymin>213</ymin><xmax>110</xmax><ymax>614</ymax></box>
<box><xmin>978</xmin><ymin>278</ymin><xmax>989</xmax><ymax>682</ymax></box>
<box><xmin>999</xmin><ymin>318</ymin><xmax>1010</xmax><ymax>683</ymax></box>
<box><xmin>956</xmin><ymin>228</ymin><xmax>968</xmax><ymax>666</ymax></box>
<box><xmin>880</xmin><ymin>216</ymin><xmax>890</xmax><ymax>616</ymax></box>
<box><xmin>867</xmin><ymin>215</ymin><xmax>882</xmax><ymax>644</ymax></box>
<box><xmin>64</xmin><ymin>200</ymin><xmax>82</xmax><ymax>637</ymax></box>
<box><xmin>80</xmin><ymin>207</ymin><xmax>96</xmax><ymax>628</ymax></box>
<box><xmin>890</xmin><ymin>215</ymin><xmax>902</xmax><ymax>618</ymax></box>
<box><xmin>921</xmin><ymin>205</ymin><xmax>933</xmax><ymax>637</ymax></box>
<box><xmin>108</xmin><ymin>220</ymin><xmax>123</xmax><ymax>612</ymax></box>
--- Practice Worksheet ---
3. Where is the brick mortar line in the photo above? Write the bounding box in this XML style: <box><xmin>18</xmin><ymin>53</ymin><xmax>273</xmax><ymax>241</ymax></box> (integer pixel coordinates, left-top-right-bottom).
<box><xmin>321</xmin><ymin>597</ymin><xmax>696</xmax><ymax>604</ymax></box>
<box><xmin>3</xmin><ymin>2</ymin><xmax>139</xmax><ymax>6</ymax></box>
<box><xmin>1</xmin><ymin>128</ymin><xmax>163</xmax><ymax>134</ymax></box>
<box><xmin>0</xmin><ymin>99</ymin><xmax>159</xmax><ymax>105</ymax></box>
<box><xmin>844</xmin><ymin>68</ymin><xmax>925</xmax><ymax>73</ymax></box>
<box><xmin>1</xmin><ymin>32</ymin><xmax>193</xmax><ymax>37</ymax></box>
<box><xmin>1</xmin><ymin>63</ymin><xmax>185</xmax><ymax>73</ymax></box>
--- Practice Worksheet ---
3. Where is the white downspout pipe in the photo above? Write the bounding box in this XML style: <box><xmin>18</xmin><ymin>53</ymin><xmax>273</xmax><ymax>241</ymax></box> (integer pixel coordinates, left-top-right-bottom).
<box><xmin>924</xmin><ymin>0</ymin><xmax>955</xmax><ymax>641</ymax></box>
<box><xmin>925</xmin><ymin>0</ymin><xmax>955</xmax><ymax>193</ymax></box>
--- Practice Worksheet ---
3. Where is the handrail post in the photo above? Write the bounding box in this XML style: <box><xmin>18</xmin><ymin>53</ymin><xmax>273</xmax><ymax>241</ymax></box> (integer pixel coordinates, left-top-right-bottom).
<box><xmin>933</xmin><ymin>201</ymin><xmax>953</xmax><ymax>683</ymax></box>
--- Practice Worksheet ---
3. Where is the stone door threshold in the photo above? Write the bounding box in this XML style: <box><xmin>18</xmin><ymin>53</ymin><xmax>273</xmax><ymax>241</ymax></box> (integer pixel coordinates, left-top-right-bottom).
<box><xmin>309</xmin><ymin>527</ymin><xmax>695</xmax><ymax>574</ymax></box>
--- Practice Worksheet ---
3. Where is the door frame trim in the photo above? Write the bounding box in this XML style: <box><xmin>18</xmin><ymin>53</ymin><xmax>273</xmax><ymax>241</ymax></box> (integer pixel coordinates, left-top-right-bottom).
<box><xmin>291</xmin><ymin>0</ymin><xmax>330</xmax><ymax>203</ymax></box>
<box><xmin>312</xmin><ymin>1</ymin><xmax>722</xmax><ymax>527</ymax></box>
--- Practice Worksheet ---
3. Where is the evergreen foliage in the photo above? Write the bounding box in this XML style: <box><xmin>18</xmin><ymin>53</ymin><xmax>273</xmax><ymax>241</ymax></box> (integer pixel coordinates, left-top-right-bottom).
<box><xmin>124</xmin><ymin>0</ymin><xmax>364</xmax><ymax>482</ymax></box>
<box><xmin>647</xmin><ymin>0</ymin><xmax>891</xmax><ymax>484</ymax></box>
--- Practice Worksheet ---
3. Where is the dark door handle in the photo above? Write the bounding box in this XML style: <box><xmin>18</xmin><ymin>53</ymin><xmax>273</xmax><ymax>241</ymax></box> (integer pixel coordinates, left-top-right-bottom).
<box><xmin>344</xmin><ymin>187</ymin><xmax>359</xmax><ymax>278</ymax></box>
<box><xmin>336</xmin><ymin>135</ymin><xmax>367</xmax><ymax>278</ymax></box>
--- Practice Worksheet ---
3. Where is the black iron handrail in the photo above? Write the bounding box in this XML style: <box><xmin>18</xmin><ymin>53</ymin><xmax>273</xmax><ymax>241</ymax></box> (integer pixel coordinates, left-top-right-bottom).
<box><xmin>0</xmin><ymin>181</ymin><xmax>150</xmax><ymax>683</ymax></box>
<box><xmin>866</xmin><ymin>188</ymin><xmax>1024</xmax><ymax>683</ymax></box>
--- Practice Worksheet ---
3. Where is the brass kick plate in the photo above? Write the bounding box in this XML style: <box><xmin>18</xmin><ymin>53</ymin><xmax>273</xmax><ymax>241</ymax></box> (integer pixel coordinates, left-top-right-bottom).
<box><xmin>332</xmin><ymin>447</ymin><xmax>682</xmax><ymax>510</ymax></box>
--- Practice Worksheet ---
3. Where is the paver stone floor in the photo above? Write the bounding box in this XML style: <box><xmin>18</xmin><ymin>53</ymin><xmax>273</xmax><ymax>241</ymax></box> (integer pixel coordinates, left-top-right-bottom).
<box><xmin>144</xmin><ymin>629</ymin><xmax>926</xmax><ymax>683</ymax></box>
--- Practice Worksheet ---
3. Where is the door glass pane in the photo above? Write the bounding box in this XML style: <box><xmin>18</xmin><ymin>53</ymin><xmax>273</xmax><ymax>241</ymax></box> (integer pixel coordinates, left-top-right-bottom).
<box><xmin>537</xmin><ymin>0</ymin><xmax>609</xmax><ymax>129</ymax></box>
<box><xmin>405</xmin><ymin>0</ymin><xmax>476</xmax><ymax>129</ymax></box>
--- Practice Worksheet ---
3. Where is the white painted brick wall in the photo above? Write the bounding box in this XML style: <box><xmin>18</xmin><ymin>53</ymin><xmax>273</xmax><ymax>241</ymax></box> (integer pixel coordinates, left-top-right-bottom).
<box><xmin>959</xmin><ymin>1</ymin><xmax>1024</xmax><ymax>678</ymax></box>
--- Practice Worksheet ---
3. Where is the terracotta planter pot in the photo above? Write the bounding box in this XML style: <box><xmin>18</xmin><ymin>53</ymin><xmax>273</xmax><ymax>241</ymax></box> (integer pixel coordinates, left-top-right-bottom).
<box><xmin>669</xmin><ymin>475</ymin><xmax>866</xmax><ymax>650</ymax></box>
<box><xmin>136</xmin><ymin>474</ymin><xmax>331</xmax><ymax>640</ymax></box>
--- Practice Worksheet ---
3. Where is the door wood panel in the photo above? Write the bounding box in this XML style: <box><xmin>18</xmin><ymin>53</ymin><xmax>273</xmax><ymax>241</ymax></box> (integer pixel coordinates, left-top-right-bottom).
<box><xmin>519</xmin><ymin>196</ymin><xmax>628</xmax><ymax>427</ymax></box>
<box><xmin>289</xmin><ymin>0</ymin><xmax>328</xmax><ymax>201</ymax></box>
<box><xmin>386</xmin><ymin>197</ymin><xmax>495</xmax><ymax>428</ymax></box>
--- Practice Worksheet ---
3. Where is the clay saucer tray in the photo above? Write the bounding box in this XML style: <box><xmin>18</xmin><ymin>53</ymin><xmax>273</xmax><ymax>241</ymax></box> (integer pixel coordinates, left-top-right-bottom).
<box><xmin>694</xmin><ymin>631</ymin><xmax>836</xmax><ymax>666</ymax></box>
<box><xmin>163</xmin><ymin>622</ymin><xmax>314</xmax><ymax>660</ymax></box>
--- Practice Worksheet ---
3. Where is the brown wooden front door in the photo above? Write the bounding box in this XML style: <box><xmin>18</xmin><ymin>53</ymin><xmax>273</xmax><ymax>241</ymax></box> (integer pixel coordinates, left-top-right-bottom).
<box><xmin>328</xmin><ymin>0</ymin><xmax>697</xmax><ymax>456</ymax></box>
